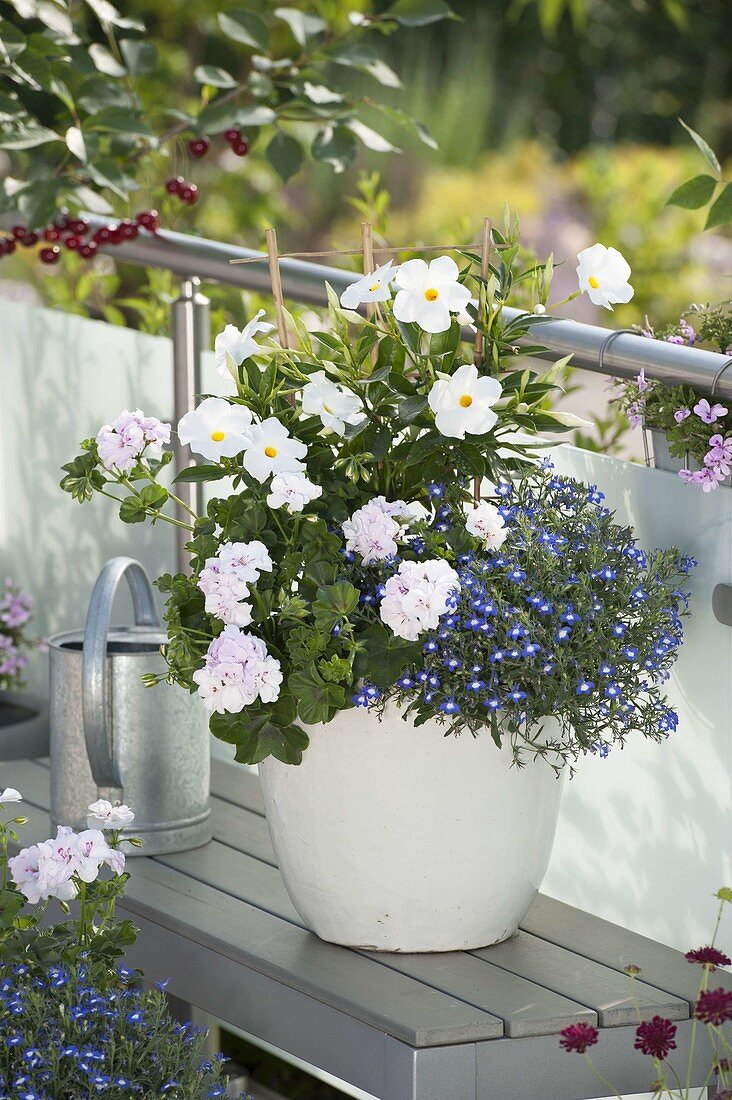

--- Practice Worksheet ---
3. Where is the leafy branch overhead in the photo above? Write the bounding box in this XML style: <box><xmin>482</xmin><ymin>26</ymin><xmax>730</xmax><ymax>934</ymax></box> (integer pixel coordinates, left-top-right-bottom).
<box><xmin>0</xmin><ymin>0</ymin><xmax>455</xmax><ymax>227</ymax></box>
<box><xmin>666</xmin><ymin>119</ymin><xmax>732</xmax><ymax>231</ymax></box>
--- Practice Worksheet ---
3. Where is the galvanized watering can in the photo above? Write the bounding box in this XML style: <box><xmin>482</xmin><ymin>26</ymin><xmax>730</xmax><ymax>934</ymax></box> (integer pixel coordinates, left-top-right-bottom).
<box><xmin>48</xmin><ymin>557</ymin><xmax>211</xmax><ymax>855</ymax></box>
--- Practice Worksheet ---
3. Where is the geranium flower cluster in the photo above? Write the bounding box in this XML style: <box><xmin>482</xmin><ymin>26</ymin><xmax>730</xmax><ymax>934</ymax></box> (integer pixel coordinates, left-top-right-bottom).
<box><xmin>9</xmin><ymin>812</ymin><xmax>129</xmax><ymax>904</ymax></box>
<box><xmin>342</xmin><ymin>497</ymin><xmax>428</xmax><ymax>565</ymax></box>
<box><xmin>346</xmin><ymin>466</ymin><xmax>691</xmax><ymax>769</ymax></box>
<box><xmin>193</xmin><ymin>624</ymin><xmax>283</xmax><ymax>714</ymax></box>
<box><xmin>558</xmin><ymin>887</ymin><xmax>732</xmax><ymax>1099</ymax></box>
<box><xmin>0</xmin><ymin>963</ymin><xmax>231</xmax><ymax>1099</ymax></box>
<box><xmin>0</xmin><ymin>578</ymin><xmax>36</xmax><ymax>693</ymax></box>
<box><xmin>95</xmin><ymin>408</ymin><xmax>171</xmax><ymax>475</ymax></box>
<box><xmin>380</xmin><ymin>560</ymin><xmax>460</xmax><ymax>642</ymax></box>
<box><xmin>197</xmin><ymin>540</ymin><xmax>273</xmax><ymax>626</ymax></box>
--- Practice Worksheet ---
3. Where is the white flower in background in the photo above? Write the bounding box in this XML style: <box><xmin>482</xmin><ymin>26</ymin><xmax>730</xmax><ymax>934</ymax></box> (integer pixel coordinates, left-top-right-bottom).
<box><xmin>193</xmin><ymin>625</ymin><xmax>282</xmax><ymax>713</ymax></box>
<box><xmin>576</xmin><ymin>244</ymin><xmax>634</xmax><ymax>311</ymax></box>
<box><xmin>87</xmin><ymin>800</ymin><xmax>135</xmax><ymax>829</ymax></box>
<box><xmin>8</xmin><ymin>844</ymin><xmax>48</xmax><ymax>903</ymax></box>
<box><xmin>300</xmin><ymin>370</ymin><xmax>365</xmax><ymax>436</ymax></box>
<box><xmin>241</xmin><ymin>417</ymin><xmax>307</xmax><ymax>482</ymax></box>
<box><xmin>380</xmin><ymin>559</ymin><xmax>460</xmax><ymax>641</ymax></box>
<box><xmin>456</xmin><ymin>297</ymin><xmax>479</xmax><ymax>328</ymax></box>
<box><xmin>214</xmin><ymin>310</ymin><xmax>274</xmax><ymax>378</ymax></box>
<box><xmin>465</xmin><ymin>501</ymin><xmax>508</xmax><ymax>549</ymax></box>
<box><xmin>96</xmin><ymin>409</ymin><xmax>171</xmax><ymax>474</ymax></box>
<box><xmin>198</xmin><ymin>541</ymin><xmax>273</xmax><ymax>627</ymax></box>
<box><xmin>267</xmin><ymin>472</ymin><xmax>323</xmax><ymax>513</ymax></box>
<box><xmin>392</xmin><ymin>256</ymin><xmax>472</xmax><ymax>334</ymax></box>
<box><xmin>428</xmin><ymin>363</ymin><xmax>502</xmax><ymax>439</ymax></box>
<box><xmin>177</xmin><ymin>397</ymin><xmax>253</xmax><ymax>461</ymax></box>
<box><xmin>340</xmin><ymin>260</ymin><xmax>397</xmax><ymax>310</ymax></box>
<box><xmin>0</xmin><ymin>788</ymin><xmax>22</xmax><ymax>803</ymax></box>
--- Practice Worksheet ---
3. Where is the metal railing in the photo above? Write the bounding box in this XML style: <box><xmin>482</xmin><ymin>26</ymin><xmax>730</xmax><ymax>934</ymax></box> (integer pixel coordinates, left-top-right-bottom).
<box><xmin>82</xmin><ymin>221</ymin><xmax>732</xmax><ymax>567</ymax></box>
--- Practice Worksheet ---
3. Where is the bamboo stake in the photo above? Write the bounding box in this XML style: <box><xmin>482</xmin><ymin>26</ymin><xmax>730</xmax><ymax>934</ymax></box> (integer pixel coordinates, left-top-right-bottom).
<box><xmin>473</xmin><ymin>217</ymin><xmax>492</xmax><ymax>502</ymax></box>
<box><xmin>360</xmin><ymin>220</ymin><xmax>376</xmax><ymax>317</ymax></box>
<box><xmin>265</xmin><ymin>227</ymin><xmax>288</xmax><ymax>349</ymax></box>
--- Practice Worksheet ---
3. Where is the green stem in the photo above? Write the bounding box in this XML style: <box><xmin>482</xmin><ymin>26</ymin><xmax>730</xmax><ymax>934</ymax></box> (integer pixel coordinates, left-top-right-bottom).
<box><xmin>583</xmin><ymin>1051</ymin><xmax>625</xmax><ymax>1099</ymax></box>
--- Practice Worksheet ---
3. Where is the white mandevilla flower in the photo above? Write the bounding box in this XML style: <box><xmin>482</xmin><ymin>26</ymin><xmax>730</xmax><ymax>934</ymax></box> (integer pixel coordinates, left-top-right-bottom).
<box><xmin>193</xmin><ymin>626</ymin><xmax>282</xmax><ymax>714</ymax></box>
<box><xmin>87</xmin><ymin>799</ymin><xmax>135</xmax><ymax>829</ymax></box>
<box><xmin>576</xmin><ymin>244</ymin><xmax>634</xmax><ymax>311</ymax></box>
<box><xmin>214</xmin><ymin>310</ymin><xmax>274</xmax><ymax>378</ymax></box>
<box><xmin>300</xmin><ymin>370</ymin><xmax>365</xmax><ymax>436</ymax></box>
<box><xmin>392</xmin><ymin>256</ymin><xmax>471</xmax><ymax>334</ymax></box>
<box><xmin>380</xmin><ymin>559</ymin><xmax>460</xmax><ymax>641</ymax></box>
<box><xmin>428</xmin><ymin>363</ymin><xmax>502</xmax><ymax>439</ymax></box>
<box><xmin>465</xmin><ymin>501</ymin><xmax>507</xmax><ymax>550</ymax></box>
<box><xmin>267</xmin><ymin>472</ymin><xmax>323</xmax><ymax>513</ymax></box>
<box><xmin>0</xmin><ymin>788</ymin><xmax>21</xmax><ymax>803</ymax></box>
<box><xmin>177</xmin><ymin>397</ymin><xmax>254</xmax><ymax>461</ymax></box>
<box><xmin>241</xmin><ymin>417</ymin><xmax>307</xmax><ymax>482</ymax></box>
<box><xmin>340</xmin><ymin>260</ymin><xmax>397</xmax><ymax>310</ymax></box>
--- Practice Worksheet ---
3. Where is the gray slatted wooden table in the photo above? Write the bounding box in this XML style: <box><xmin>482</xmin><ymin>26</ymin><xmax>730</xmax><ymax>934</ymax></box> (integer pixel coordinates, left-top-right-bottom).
<box><xmin>5</xmin><ymin>758</ymin><xmax>726</xmax><ymax>1100</ymax></box>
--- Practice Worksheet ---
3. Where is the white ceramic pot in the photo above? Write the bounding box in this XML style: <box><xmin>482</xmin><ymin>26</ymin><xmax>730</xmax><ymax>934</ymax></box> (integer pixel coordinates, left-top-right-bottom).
<box><xmin>259</xmin><ymin>703</ymin><xmax>565</xmax><ymax>952</ymax></box>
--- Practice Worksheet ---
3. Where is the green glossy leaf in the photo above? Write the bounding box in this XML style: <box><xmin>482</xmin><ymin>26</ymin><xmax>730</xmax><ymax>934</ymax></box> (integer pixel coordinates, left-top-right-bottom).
<box><xmin>705</xmin><ymin>183</ymin><xmax>732</xmax><ymax>230</ymax></box>
<box><xmin>194</xmin><ymin>65</ymin><xmax>236</xmax><ymax>89</ymax></box>
<box><xmin>120</xmin><ymin>38</ymin><xmax>156</xmax><ymax>75</ymax></box>
<box><xmin>88</xmin><ymin>42</ymin><xmax>126</xmax><ymax>77</ymax></box>
<box><xmin>354</xmin><ymin>624</ymin><xmax>422</xmax><ymax>689</ymax></box>
<box><xmin>679</xmin><ymin>118</ymin><xmax>722</xmax><ymax>177</ymax></box>
<box><xmin>84</xmin><ymin>106</ymin><xmax>153</xmax><ymax>137</ymax></box>
<box><xmin>666</xmin><ymin>174</ymin><xmax>717</xmax><ymax>209</ymax></box>
<box><xmin>346</xmin><ymin>119</ymin><xmax>400</xmax><ymax>153</ymax></box>
<box><xmin>119</xmin><ymin>496</ymin><xmax>147</xmax><ymax>524</ymax></box>
<box><xmin>273</xmin><ymin>7</ymin><xmax>327</xmax><ymax>45</ymax></box>
<box><xmin>266</xmin><ymin>131</ymin><xmax>304</xmax><ymax>182</ymax></box>
<box><xmin>312</xmin><ymin>124</ymin><xmax>357</xmax><ymax>173</ymax></box>
<box><xmin>387</xmin><ymin>0</ymin><xmax>455</xmax><ymax>25</ymax></box>
<box><xmin>218</xmin><ymin>9</ymin><xmax>269</xmax><ymax>49</ymax></box>
<box><xmin>173</xmin><ymin>464</ymin><xmax>227</xmax><ymax>484</ymax></box>
<box><xmin>18</xmin><ymin>178</ymin><xmax>63</xmax><ymax>226</ymax></box>
<box><xmin>84</xmin><ymin>0</ymin><xmax>145</xmax><ymax>31</ymax></box>
<box><xmin>0</xmin><ymin>123</ymin><xmax>59</xmax><ymax>149</ymax></box>
<box><xmin>289</xmin><ymin>665</ymin><xmax>345</xmax><ymax>725</ymax></box>
<box><xmin>65</xmin><ymin>125</ymin><xmax>86</xmax><ymax>162</ymax></box>
<box><xmin>328</xmin><ymin>42</ymin><xmax>402</xmax><ymax>88</ymax></box>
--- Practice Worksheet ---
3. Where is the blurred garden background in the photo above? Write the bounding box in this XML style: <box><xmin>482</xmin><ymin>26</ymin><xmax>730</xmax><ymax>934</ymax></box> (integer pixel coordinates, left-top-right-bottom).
<box><xmin>2</xmin><ymin>0</ymin><xmax>731</xmax><ymax>457</ymax></box>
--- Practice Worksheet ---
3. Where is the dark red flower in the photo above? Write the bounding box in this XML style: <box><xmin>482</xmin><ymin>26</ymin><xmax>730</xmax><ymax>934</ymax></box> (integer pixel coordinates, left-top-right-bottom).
<box><xmin>695</xmin><ymin>988</ymin><xmax>732</xmax><ymax>1026</ymax></box>
<box><xmin>634</xmin><ymin>1016</ymin><xmax>677</xmax><ymax>1059</ymax></box>
<box><xmin>685</xmin><ymin>946</ymin><xmax>732</xmax><ymax>971</ymax></box>
<box><xmin>559</xmin><ymin>1022</ymin><xmax>599</xmax><ymax>1053</ymax></box>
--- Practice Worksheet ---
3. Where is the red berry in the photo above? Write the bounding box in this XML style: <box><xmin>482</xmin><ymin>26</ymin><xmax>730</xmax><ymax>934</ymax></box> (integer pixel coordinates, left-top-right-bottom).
<box><xmin>78</xmin><ymin>242</ymin><xmax>97</xmax><ymax>259</ymax></box>
<box><xmin>135</xmin><ymin>209</ymin><xmax>159</xmax><ymax>232</ymax></box>
<box><xmin>188</xmin><ymin>136</ymin><xmax>210</xmax><ymax>158</ymax></box>
<box><xmin>93</xmin><ymin>224</ymin><xmax>114</xmax><ymax>244</ymax></box>
<box><xmin>117</xmin><ymin>220</ymin><xmax>138</xmax><ymax>240</ymax></box>
<box><xmin>1</xmin><ymin>238</ymin><xmax>16</xmax><ymax>256</ymax></box>
<box><xmin>69</xmin><ymin>218</ymin><xmax>88</xmax><ymax>235</ymax></box>
<box><xmin>39</xmin><ymin>246</ymin><xmax>61</xmax><ymax>265</ymax></box>
<box><xmin>179</xmin><ymin>184</ymin><xmax>198</xmax><ymax>205</ymax></box>
<box><xmin>224</xmin><ymin>128</ymin><xmax>241</xmax><ymax>143</ymax></box>
<box><xmin>19</xmin><ymin>230</ymin><xmax>39</xmax><ymax>246</ymax></box>
<box><xmin>165</xmin><ymin>176</ymin><xmax>184</xmax><ymax>194</ymax></box>
<box><xmin>64</xmin><ymin>235</ymin><xmax>81</xmax><ymax>250</ymax></box>
<box><xmin>43</xmin><ymin>226</ymin><xmax>62</xmax><ymax>242</ymax></box>
<box><xmin>11</xmin><ymin>225</ymin><xmax>27</xmax><ymax>240</ymax></box>
<box><xmin>232</xmin><ymin>138</ymin><xmax>250</xmax><ymax>157</ymax></box>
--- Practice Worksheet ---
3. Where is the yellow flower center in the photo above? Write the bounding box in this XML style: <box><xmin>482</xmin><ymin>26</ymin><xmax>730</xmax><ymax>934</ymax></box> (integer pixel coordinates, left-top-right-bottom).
<box><xmin>424</xmin><ymin>287</ymin><xmax>439</xmax><ymax>301</ymax></box>
<box><xmin>459</xmin><ymin>394</ymin><xmax>473</xmax><ymax>408</ymax></box>
<box><xmin>369</xmin><ymin>282</ymin><xmax>380</xmax><ymax>292</ymax></box>
<box><xmin>210</xmin><ymin>430</ymin><xmax>225</xmax><ymax>442</ymax></box>
<box><xmin>264</xmin><ymin>445</ymin><xmax>278</xmax><ymax>458</ymax></box>
<box><xmin>588</xmin><ymin>276</ymin><xmax>600</xmax><ymax>288</ymax></box>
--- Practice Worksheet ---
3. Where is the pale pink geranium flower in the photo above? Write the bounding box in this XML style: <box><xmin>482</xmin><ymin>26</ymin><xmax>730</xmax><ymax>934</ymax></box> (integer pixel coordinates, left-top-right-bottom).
<box><xmin>693</xmin><ymin>398</ymin><xmax>728</xmax><ymax>425</ymax></box>
<box><xmin>8</xmin><ymin>844</ymin><xmax>47</xmax><ymax>904</ymax></box>
<box><xmin>87</xmin><ymin>799</ymin><xmax>135</xmax><ymax>829</ymax></box>
<box><xmin>96</xmin><ymin>409</ymin><xmax>171</xmax><ymax>474</ymax></box>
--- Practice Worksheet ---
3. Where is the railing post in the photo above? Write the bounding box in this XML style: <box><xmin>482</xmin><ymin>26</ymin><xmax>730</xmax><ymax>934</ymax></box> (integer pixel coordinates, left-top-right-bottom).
<box><xmin>171</xmin><ymin>276</ymin><xmax>210</xmax><ymax>572</ymax></box>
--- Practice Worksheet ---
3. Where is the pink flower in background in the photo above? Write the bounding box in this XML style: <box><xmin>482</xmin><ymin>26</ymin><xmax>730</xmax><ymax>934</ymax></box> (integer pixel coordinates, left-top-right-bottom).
<box><xmin>96</xmin><ymin>408</ymin><xmax>171</xmax><ymax>474</ymax></box>
<box><xmin>0</xmin><ymin>579</ymin><xmax>33</xmax><ymax>629</ymax></box>
<box><xmin>198</xmin><ymin>541</ymin><xmax>272</xmax><ymax>627</ymax></box>
<box><xmin>674</xmin><ymin>408</ymin><xmax>691</xmax><ymax>423</ymax></box>
<box><xmin>693</xmin><ymin>398</ymin><xmax>728</xmax><ymax>425</ymax></box>
<box><xmin>636</xmin><ymin>368</ymin><xmax>649</xmax><ymax>394</ymax></box>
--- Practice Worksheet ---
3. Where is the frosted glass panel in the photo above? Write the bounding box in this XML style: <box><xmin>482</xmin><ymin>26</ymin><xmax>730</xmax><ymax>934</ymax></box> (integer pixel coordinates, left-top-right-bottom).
<box><xmin>545</xmin><ymin>444</ymin><xmax>732</xmax><ymax>955</ymax></box>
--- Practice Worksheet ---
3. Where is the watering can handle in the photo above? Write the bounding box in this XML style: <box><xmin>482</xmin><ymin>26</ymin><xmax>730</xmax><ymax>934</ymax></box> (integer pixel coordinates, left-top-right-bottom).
<box><xmin>82</xmin><ymin>557</ymin><xmax>160</xmax><ymax>794</ymax></box>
